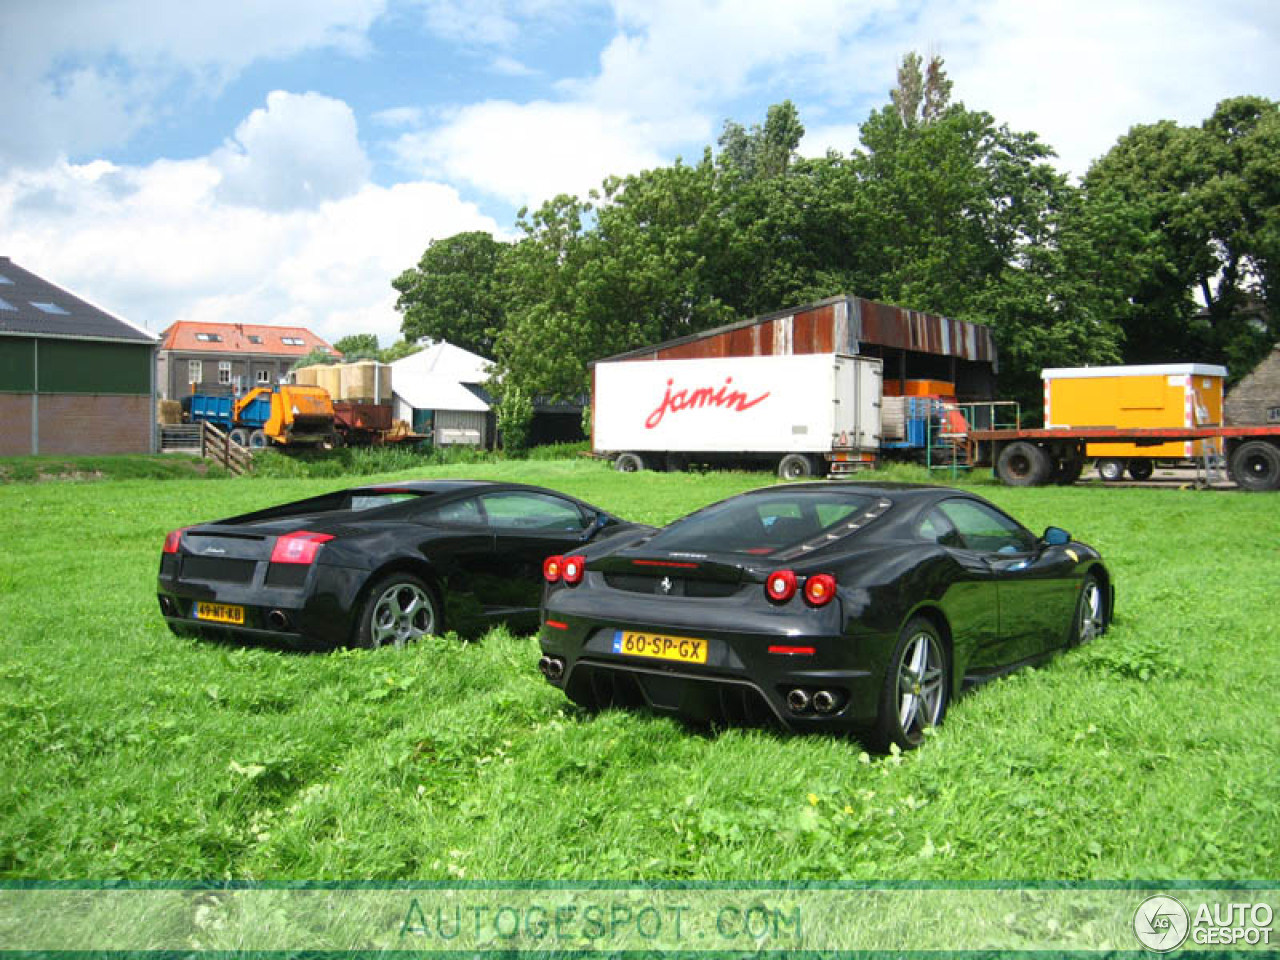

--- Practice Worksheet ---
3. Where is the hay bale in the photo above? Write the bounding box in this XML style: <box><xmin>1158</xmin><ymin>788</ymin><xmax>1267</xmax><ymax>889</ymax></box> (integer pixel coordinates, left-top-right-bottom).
<box><xmin>341</xmin><ymin>361</ymin><xmax>392</xmax><ymax>403</ymax></box>
<box><xmin>158</xmin><ymin>399</ymin><xmax>184</xmax><ymax>424</ymax></box>
<box><xmin>315</xmin><ymin>364</ymin><xmax>342</xmax><ymax>399</ymax></box>
<box><xmin>292</xmin><ymin>365</ymin><xmax>319</xmax><ymax>386</ymax></box>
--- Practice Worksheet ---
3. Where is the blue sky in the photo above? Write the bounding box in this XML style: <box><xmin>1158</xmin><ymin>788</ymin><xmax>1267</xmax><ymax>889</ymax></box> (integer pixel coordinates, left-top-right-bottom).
<box><xmin>2</xmin><ymin>0</ymin><xmax>1278</xmax><ymax>348</ymax></box>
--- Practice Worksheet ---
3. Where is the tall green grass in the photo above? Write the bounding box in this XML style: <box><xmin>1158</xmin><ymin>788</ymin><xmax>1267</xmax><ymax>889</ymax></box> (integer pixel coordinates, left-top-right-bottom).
<box><xmin>0</xmin><ymin>459</ymin><xmax>1276</xmax><ymax>880</ymax></box>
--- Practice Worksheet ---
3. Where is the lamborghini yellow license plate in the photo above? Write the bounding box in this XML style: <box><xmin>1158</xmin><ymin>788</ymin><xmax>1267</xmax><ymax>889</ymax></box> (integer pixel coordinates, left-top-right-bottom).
<box><xmin>195</xmin><ymin>602</ymin><xmax>245</xmax><ymax>625</ymax></box>
<box><xmin>612</xmin><ymin>630</ymin><xmax>707</xmax><ymax>664</ymax></box>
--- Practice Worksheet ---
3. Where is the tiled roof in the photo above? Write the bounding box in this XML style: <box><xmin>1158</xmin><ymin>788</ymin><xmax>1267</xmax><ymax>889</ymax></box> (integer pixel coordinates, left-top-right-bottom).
<box><xmin>0</xmin><ymin>256</ymin><xmax>155</xmax><ymax>343</ymax></box>
<box><xmin>159</xmin><ymin>321</ymin><xmax>340</xmax><ymax>357</ymax></box>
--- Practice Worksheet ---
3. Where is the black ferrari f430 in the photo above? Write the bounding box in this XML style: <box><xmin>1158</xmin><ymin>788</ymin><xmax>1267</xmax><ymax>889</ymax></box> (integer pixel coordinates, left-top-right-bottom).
<box><xmin>537</xmin><ymin>483</ymin><xmax>1113</xmax><ymax>751</ymax></box>
<box><xmin>158</xmin><ymin>480</ymin><xmax>645</xmax><ymax>648</ymax></box>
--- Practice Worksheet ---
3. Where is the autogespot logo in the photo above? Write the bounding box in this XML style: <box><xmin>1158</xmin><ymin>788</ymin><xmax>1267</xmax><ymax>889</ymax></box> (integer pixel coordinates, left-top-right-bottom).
<box><xmin>1134</xmin><ymin>895</ymin><xmax>1190</xmax><ymax>952</ymax></box>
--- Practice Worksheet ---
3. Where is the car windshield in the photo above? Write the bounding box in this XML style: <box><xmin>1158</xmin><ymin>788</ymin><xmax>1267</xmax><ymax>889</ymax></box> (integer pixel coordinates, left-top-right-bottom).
<box><xmin>646</xmin><ymin>489</ymin><xmax>886</xmax><ymax>556</ymax></box>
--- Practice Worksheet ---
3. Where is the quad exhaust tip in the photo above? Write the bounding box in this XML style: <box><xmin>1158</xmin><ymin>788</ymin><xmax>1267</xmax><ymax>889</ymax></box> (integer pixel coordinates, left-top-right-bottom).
<box><xmin>539</xmin><ymin>656</ymin><xmax>565</xmax><ymax>681</ymax></box>
<box><xmin>787</xmin><ymin>687</ymin><xmax>841</xmax><ymax>715</ymax></box>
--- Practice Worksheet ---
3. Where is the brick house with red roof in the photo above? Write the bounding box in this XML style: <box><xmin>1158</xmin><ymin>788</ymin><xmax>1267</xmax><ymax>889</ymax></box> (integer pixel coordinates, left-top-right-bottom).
<box><xmin>156</xmin><ymin>321</ymin><xmax>340</xmax><ymax>399</ymax></box>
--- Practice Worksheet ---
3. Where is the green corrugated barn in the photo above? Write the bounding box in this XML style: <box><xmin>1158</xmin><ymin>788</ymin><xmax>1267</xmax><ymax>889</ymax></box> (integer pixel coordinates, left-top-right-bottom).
<box><xmin>0</xmin><ymin>256</ymin><xmax>157</xmax><ymax>456</ymax></box>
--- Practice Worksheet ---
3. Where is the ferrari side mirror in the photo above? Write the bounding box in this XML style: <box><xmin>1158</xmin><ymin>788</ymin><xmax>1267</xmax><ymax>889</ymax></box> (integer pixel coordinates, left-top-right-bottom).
<box><xmin>1042</xmin><ymin>526</ymin><xmax>1071</xmax><ymax>546</ymax></box>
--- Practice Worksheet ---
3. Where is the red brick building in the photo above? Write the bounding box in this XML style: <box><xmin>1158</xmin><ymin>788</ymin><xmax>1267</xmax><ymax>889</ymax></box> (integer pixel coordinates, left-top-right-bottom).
<box><xmin>0</xmin><ymin>256</ymin><xmax>157</xmax><ymax>456</ymax></box>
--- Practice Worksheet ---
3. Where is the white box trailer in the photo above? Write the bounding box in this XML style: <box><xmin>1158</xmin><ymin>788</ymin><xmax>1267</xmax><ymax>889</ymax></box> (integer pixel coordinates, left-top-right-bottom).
<box><xmin>592</xmin><ymin>353</ymin><xmax>883</xmax><ymax>478</ymax></box>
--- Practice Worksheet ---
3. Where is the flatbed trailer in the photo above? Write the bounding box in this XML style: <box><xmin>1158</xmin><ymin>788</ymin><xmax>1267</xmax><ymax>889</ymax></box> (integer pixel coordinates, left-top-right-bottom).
<box><xmin>970</xmin><ymin>425</ymin><xmax>1280</xmax><ymax>491</ymax></box>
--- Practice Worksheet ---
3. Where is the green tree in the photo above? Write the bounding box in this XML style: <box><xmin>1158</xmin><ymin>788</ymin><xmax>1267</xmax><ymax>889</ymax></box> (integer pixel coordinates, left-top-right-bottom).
<box><xmin>392</xmin><ymin>231</ymin><xmax>507</xmax><ymax>356</ymax></box>
<box><xmin>291</xmin><ymin>347</ymin><xmax>334</xmax><ymax>369</ymax></box>
<box><xmin>717</xmin><ymin>100</ymin><xmax>806</xmax><ymax>181</ymax></box>
<box><xmin>1082</xmin><ymin>96</ymin><xmax>1280</xmax><ymax>377</ymax></box>
<box><xmin>333</xmin><ymin>333</ymin><xmax>380</xmax><ymax>359</ymax></box>
<box><xmin>379</xmin><ymin>339</ymin><xmax>423</xmax><ymax>363</ymax></box>
<box><xmin>854</xmin><ymin>53</ymin><xmax>1122</xmax><ymax>404</ymax></box>
<box><xmin>494</xmin><ymin>387</ymin><xmax>534</xmax><ymax>453</ymax></box>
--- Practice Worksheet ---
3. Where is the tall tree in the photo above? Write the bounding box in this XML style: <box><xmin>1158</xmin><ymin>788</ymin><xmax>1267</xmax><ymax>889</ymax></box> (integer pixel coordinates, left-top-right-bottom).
<box><xmin>1082</xmin><ymin>96</ymin><xmax>1280</xmax><ymax>376</ymax></box>
<box><xmin>858</xmin><ymin>53</ymin><xmax>1122</xmax><ymax>403</ymax></box>
<box><xmin>717</xmin><ymin>100</ymin><xmax>805</xmax><ymax>180</ymax></box>
<box><xmin>392</xmin><ymin>231</ymin><xmax>507</xmax><ymax>356</ymax></box>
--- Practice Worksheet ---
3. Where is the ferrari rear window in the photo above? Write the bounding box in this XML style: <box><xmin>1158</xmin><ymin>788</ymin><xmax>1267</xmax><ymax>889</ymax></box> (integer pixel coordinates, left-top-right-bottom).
<box><xmin>647</xmin><ymin>490</ymin><xmax>886</xmax><ymax>556</ymax></box>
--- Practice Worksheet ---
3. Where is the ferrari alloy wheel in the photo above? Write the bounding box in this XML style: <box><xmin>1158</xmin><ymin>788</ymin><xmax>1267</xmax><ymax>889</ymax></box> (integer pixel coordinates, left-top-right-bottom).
<box><xmin>872</xmin><ymin>616</ymin><xmax>948</xmax><ymax>752</ymax></box>
<box><xmin>1070</xmin><ymin>573</ymin><xmax>1107</xmax><ymax>647</ymax></box>
<box><xmin>358</xmin><ymin>574</ymin><xmax>439</xmax><ymax>649</ymax></box>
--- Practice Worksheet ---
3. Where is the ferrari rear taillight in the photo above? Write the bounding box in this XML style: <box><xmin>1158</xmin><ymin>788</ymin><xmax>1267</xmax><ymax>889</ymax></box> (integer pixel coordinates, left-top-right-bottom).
<box><xmin>543</xmin><ymin>555</ymin><xmax>563</xmax><ymax>583</ymax></box>
<box><xmin>162</xmin><ymin>528</ymin><xmax>187</xmax><ymax>554</ymax></box>
<box><xmin>766</xmin><ymin>570</ymin><xmax>836</xmax><ymax>605</ymax></box>
<box><xmin>804</xmin><ymin>573</ymin><xmax>837</xmax><ymax>606</ymax></box>
<box><xmin>562</xmin><ymin>555</ymin><xmax>586</xmax><ymax>585</ymax></box>
<box><xmin>766</xmin><ymin>569</ymin><xmax>798</xmax><ymax>603</ymax></box>
<box><xmin>270</xmin><ymin>531</ymin><xmax>334</xmax><ymax>565</ymax></box>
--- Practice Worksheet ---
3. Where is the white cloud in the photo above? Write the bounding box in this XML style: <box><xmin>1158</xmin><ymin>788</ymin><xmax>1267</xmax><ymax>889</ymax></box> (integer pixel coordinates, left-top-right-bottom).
<box><xmin>1</xmin><ymin>151</ymin><xmax>499</xmax><ymax>348</ymax></box>
<box><xmin>490</xmin><ymin>56</ymin><xmax>538</xmax><ymax>77</ymax></box>
<box><xmin>916</xmin><ymin>0</ymin><xmax>1280</xmax><ymax>178</ymax></box>
<box><xmin>215</xmin><ymin>91</ymin><xmax>371</xmax><ymax>210</ymax></box>
<box><xmin>372</xmin><ymin>106</ymin><xmax>426</xmax><ymax>128</ymax></box>
<box><xmin>0</xmin><ymin>0</ymin><xmax>386</xmax><ymax>166</ymax></box>
<box><xmin>393</xmin><ymin>100</ymin><xmax>671</xmax><ymax>208</ymax></box>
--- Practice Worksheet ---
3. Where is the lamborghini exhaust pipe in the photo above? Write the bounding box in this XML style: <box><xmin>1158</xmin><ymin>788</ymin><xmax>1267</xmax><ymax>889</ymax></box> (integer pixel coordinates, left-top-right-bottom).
<box><xmin>539</xmin><ymin>656</ymin><xmax>565</xmax><ymax>681</ymax></box>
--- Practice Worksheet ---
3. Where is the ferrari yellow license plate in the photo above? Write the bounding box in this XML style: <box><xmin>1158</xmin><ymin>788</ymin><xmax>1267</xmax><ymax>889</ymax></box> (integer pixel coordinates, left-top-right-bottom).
<box><xmin>195</xmin><ymin>602</ymin><xmax>245</xmax><ymax>625</ymax></box>
<box><xmin>612</xmin><ymin>630</ymin><xmax>708</xmax><ymax>664</ymax></box>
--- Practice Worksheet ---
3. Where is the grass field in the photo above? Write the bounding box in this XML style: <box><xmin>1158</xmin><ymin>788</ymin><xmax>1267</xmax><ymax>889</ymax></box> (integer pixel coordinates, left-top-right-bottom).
<box><xmin>1</xmin><ymin>457</ymin><xmax>1276</xmax><ymax>881</ymax></box>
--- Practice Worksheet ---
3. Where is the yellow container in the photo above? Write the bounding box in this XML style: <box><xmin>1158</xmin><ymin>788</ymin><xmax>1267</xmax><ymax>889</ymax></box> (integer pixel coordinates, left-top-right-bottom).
<box><xmin>1042</xmin><ymin>363</ymin><xmax>1227</xmax><ymax>458</ymax></box>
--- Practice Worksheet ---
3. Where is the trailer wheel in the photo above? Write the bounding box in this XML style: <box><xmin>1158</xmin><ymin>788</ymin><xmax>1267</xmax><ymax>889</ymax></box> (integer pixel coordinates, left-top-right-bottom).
<box><xmin>995</xmin><ymin>441</ymin><xmax>1050</xmax><ymax>486</ymax></box>
<box><xmin>248</xmin><ymin>429</ymin><xmax>269</xmax><ymax>449</ymax></box>
<box><xmin>614</xmin><ymin>452</ymin><xmax>646</xmax><ymax>473</ymax></box>
<box><xmin>1127</xmin><ymin>458</ymin><xmax>1154</xmax><ymax>481</ymax></box>
<box><xmin>228</xmin><ymin>427</ymin><xmax>249</xmax><ymax>447</ymax></box>
<box><xmin>777</xmin><ymin>453</ymin><xmax>816</xmax><ymax>480</ymax></box>
<box><xmin>1230</xmin><ymin>440</ymin><xmax>1280</xmax><ymax>492</ymax></box>
<box><xmin>1096</xmin><ymin>458</ymin><xmax>1125</xmax><ymax>482</ymax></box>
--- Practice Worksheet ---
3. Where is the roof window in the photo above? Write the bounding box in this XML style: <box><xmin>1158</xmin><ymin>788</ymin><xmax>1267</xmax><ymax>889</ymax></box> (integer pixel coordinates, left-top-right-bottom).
<box><xmin>195</xmin><ymin>332</ymin><xmax>223</xmax><ymax>342</ymax></box>
<box><xmin>31</xmin><ymin>301</ymin><xmax>69</xmax><ymax>315</ymax></box>
<box><xmin>281</xmin><ymin>336</ymin><xmax>306</xmax><ymax>346</ymax></box>
<box><xmin>248</xmin><ymin>335</ymin><xmax>263</xmax><ymax>344</ymax></box>
<box><xmin>0</xmin><ymin>297</ymin><xmax>15</xmax><ymax>311</ymax></box>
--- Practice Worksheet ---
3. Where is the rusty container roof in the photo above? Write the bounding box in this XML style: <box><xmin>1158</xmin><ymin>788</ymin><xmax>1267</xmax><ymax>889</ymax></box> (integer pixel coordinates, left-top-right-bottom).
<box><xmin>599</xmin><ymin>294</ymin><xmax>998</xmax><ymax>369</ymax></box>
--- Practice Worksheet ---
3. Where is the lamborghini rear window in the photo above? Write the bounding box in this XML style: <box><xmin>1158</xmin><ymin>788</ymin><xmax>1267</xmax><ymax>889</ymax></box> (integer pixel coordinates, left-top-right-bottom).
<box><xmin>348</xmin><ymin>492</ymin><xmax>424</xmax><ymax>511</ymax></box>
<box><xmin>646</xmin><ymin>490</ymin><xmax>885</xmax><ymax>556</ymax></box>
